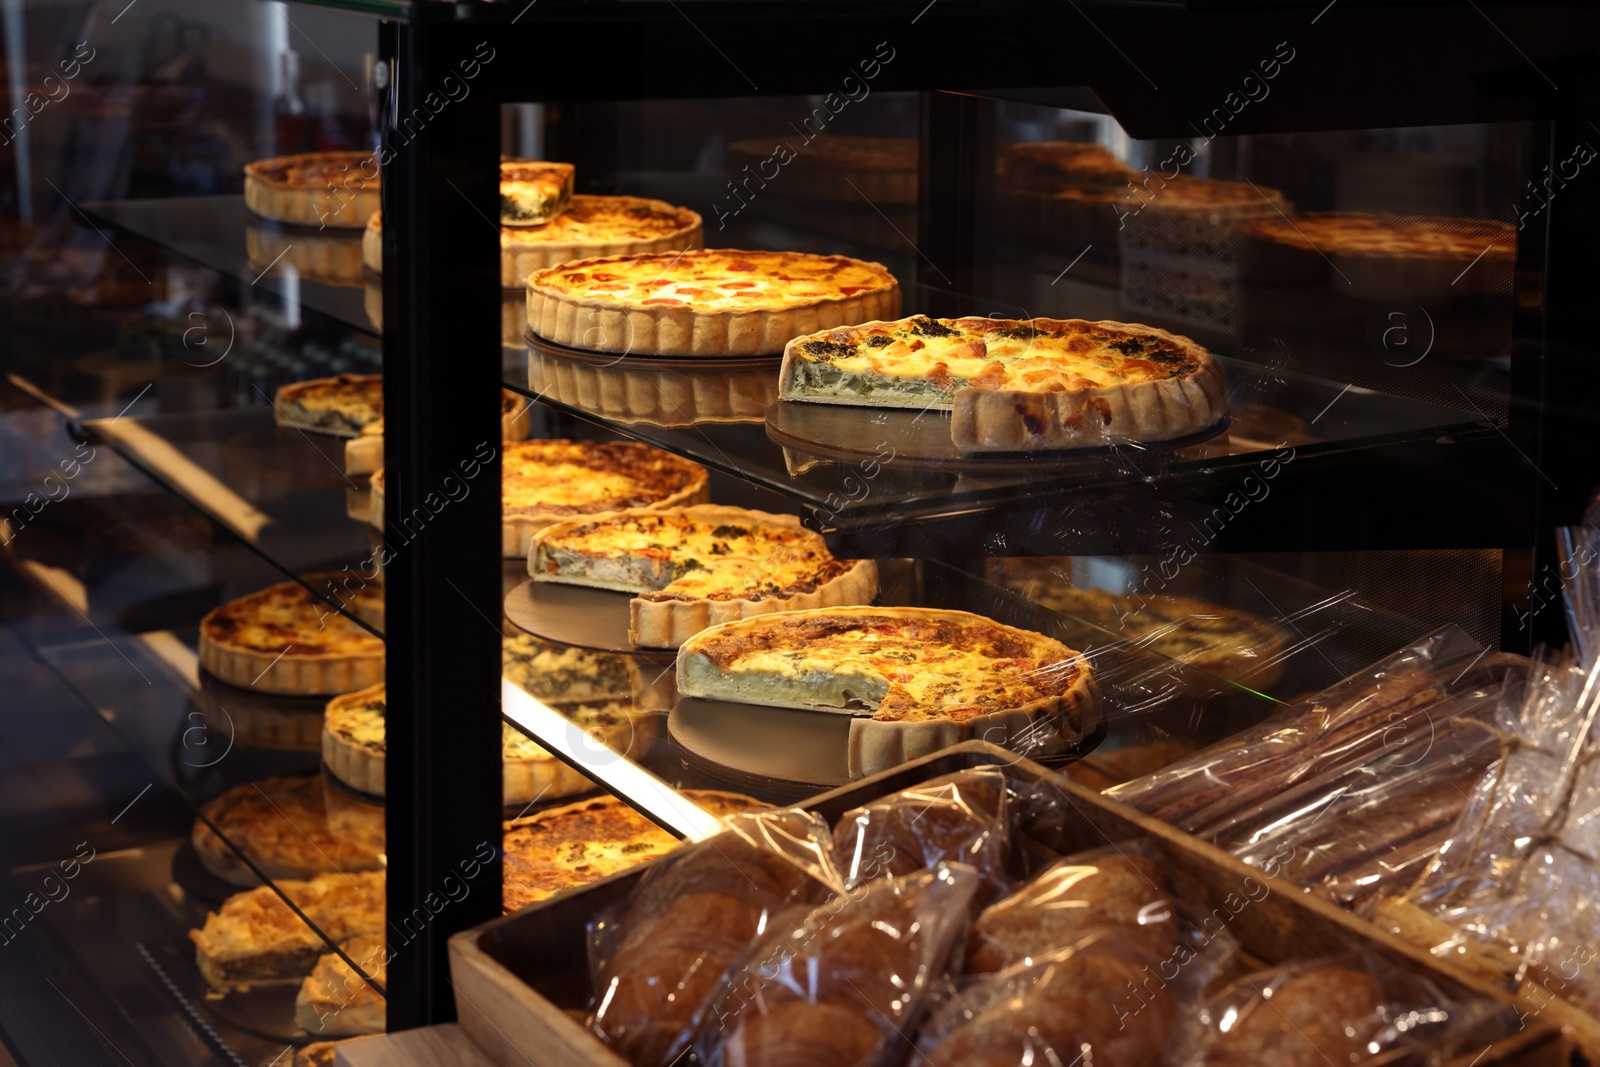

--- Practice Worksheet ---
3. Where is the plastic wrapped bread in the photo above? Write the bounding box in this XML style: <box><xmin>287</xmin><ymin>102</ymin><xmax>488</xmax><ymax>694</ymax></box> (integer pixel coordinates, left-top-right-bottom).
<box><xmin>831</xmin><ymin>766</ymin><xmax>1010</xmax><ymax>893</ymax></box>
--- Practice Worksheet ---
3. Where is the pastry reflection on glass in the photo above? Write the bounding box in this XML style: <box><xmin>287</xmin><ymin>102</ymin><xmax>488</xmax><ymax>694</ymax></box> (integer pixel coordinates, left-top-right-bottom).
<box><xmin>526</xmin><ymin>344</ymin><xmax>780</xmax><ymax>426</ymax></box>
<box><xmin>246</xmin><ymin>223</ymin><xmax>366</xmax><ymax>287</ymax></box>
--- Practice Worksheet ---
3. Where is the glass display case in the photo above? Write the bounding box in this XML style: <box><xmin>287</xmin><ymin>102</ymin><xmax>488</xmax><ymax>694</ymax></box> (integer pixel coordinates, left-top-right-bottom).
<box><xmin>0</xmin><ymin>1</ymin><xmax>1594</xmax><ymax>1063</ymax></box>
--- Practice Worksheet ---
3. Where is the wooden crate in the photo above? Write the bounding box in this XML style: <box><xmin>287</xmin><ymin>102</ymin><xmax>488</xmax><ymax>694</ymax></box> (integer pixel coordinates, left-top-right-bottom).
<box><xmin>449</xmin><ymin>742</ymin><xmax>1569</xmax><ymax>1067</ymax></box>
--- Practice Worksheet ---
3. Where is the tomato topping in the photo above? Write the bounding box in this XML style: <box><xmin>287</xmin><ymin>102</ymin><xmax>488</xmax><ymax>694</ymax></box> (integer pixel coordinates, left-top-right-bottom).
<box><xmin>839</xmin><ymin>285</ymin><xmax>872</xmax><ymax>295</ymax></box>
<box><xmin>927</xmin><ymin>363</ymin><xmax>952</xmax><ymax>389</ymax></box>
<box><xmin>725</xmin><ymin>260</ymin><xmax>757</xmax><ymax>271</ymax></box>
<box><xmin>592</xmin><ymin>272</ymin><xmax>622</xmax><ymax>281</ymax></box>
<box><xmin>647</xmin><ymin>279</ymin><xmax>675</xmax><ymax>287</ymax></box>
<box><xmin>675</xmin><ymin>287</ymin><xmax>705</xmax><ymax>295</ymax></box>
<box><xmin>720</xmin><ymin>281</ymin><xmax>757</xmax><ymax>289</ymax></box>
<box><xmin>642</xmin><ymin>298</ymin><xmax>684</xmax><ymax>305</ymax></box>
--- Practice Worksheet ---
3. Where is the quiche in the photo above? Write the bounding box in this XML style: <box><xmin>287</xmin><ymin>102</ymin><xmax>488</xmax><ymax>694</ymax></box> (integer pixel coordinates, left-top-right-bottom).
<box><xmin>529</xmin><ymin>505</ymin><xmax>878</xmax><ymax>648</ymax></box>
<box><xmin>198</xmin><ymin>576</ymin><xmax>384</xmax><ymax>695</ymax></box>
<box><xmin>296</xmin><ymin>1042</ymin><xmax>363</xmax><ymax>1067</ymax></box>
<box><xmin>295</xmin><ymin>935</ymin><xmax>387</xmax><ymax>1038</ymax></box>
<box><xmin>342</xmin><ymin>387</ymin><xmax>531</xmax><ymax>477</ymax></box>
<box><xmin>191</xmin><ymin>775</ymin><xmax>385</xmax><ymax>887</ymax></box>
<box><xmin>1240</xmin><ymin>211</ymin><xmax>1515</xmax><ymax>297</ymax></box>
<box><xmin>322</xmin><ymin>681</ymin><xmax>651</xmax><ymax>806</ymax></box>
<box><xmin>501</xmin><ymin>789</ymin><xmax>765</xmax><ymax>911</ymax></box>
<box><xmin>275</xmin><ymin>374</ymin><xmax>382</xmax><ymax>439</ymax></box>
<box><xmin>244</xmin><ymin>151</ymin><xmax>378</xmax><ymax>230</ymax></box>
<box><xmin>779</xmin><ymin>315</ymin><xmax>1228</xmax><ymax>452</ymax></box>
<box><xmin>992</xmin><ymin>561</ymin><xmax>1287</xmax><ymax>690</ymax></box>
<box><xmin>501</xmin><ymin>630</ymin><xmax>634</xmax><ymax>702</ymax></box>
<box><xmin>676</xmin><ymin>606</ymin><xmax>1102</xmax><ymax>778</ymax></box>
<box><xmin>194</xmin><ymin>668</ymin><xmax>325</xmax><ymax>750</ymax></box>
<box><xmin>373</xmin><ymin>439</ymin><xmax>709</xmax><ymax>557</ymax></box>
<box><xmin>524</xmin><ymin>249</ymin><xmax>900</xmax><ymax>357</ymax></box>
<box><xmin>499</xmin><ymin>160</ymin><xmax>575</xmax><ymax>226</ymax></box>
<box><xmin>189</xmin><ymin>870</ymin><xmax>385</xmax><ymax>991</ymax></box>
<box><xmin>997</xmin><ymin>141</ymin><xmax>1132</xmax><ymax>189</ymax></box>
<box><xmin>365</xmin><ymin>195</ymin><xmax>703</xmax><ymax>286</ymax></box>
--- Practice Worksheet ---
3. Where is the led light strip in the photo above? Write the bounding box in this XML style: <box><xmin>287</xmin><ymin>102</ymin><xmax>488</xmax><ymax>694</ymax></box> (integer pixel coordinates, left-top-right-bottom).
<box><xmin>500</xmin><ymin>676</ymin><xmax>723</xmax><ymax>841</ymax></box>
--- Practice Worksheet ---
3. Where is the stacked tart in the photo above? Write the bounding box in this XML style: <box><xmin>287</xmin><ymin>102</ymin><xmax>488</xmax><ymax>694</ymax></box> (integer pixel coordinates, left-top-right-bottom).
<box><xmin>244</xmin><ymin>151</ymin><xmax>379</xmax><ymax>229</ymax></box>
<box><xmin>370</xmin><ymin>439</ymin><xmax>709</xmax><ymax>557</ymax></box>
<box><xmin>528</xmin><ymin>504</ymin><xmax>878</xmax><ymax>647</ymax></box>
<box><xmin>676</xmin><ymin>606</ymin><xmax>1101</xmax><ymax>778</ymax></box>
<box><xmin>197</xmin><ymin>575</ymin><xmax>383</xmax><ymax>695</ymax></box>
<box><xmin>779</xmin><ymin>314</ymin><xmax>1228</xmax><ymax>451</ymax></box>
<box><xmin>322</xmin><ymin>681</ymin><xmax>647</xmax><ymax>806</ymax></box>
<box><xmin>727</xmin><ymin>135</ymin><xmax>918</xmax><ymax>204</ymax></box>
<box><xmin>525</xmin><ymin>248</ymin><xmax>900</xmax><ymax>357</ymax></box>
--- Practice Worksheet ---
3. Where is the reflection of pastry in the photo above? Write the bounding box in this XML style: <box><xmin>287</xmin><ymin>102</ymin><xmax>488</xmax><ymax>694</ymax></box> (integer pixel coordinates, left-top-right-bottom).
<box><xmin>997</xmin><ymin>141</ymin><xmax>1131</xmax><ymax>189</ymax></box>
<box><xmin>501</xmin><ymin>630</ymin><xmax>633</xmax><ymax>701</ymax></box>
<box><xmin>374</xmin><ymin>439</ymin><xmax>709</xmax><ymax>558</ymax></box>
<box><xmin>197</xmin><ymin>576</ymin><xmax>384</xmax><ymax>695</ymax></box>
<box><xmin>780</xmin><ymin>315</ymin><xmax>1228</xmax><ymax>452</ymax></box>
<box><xmin>244</xmin><ymin>151</ymin><xmax>378</xmax><ymax>229</ymax></box>
<box><xmin>274</xmin><ymin>374</ymin><xmax>382</xmax><ymax>438</ymax></box>
<box><xmin>529</xmin><ymin>505</ymin><xmax>878</xmax><ymax>648</ymax></box>
<box><xmin>525</xmin><ymin>249</ymin><xmax>900</xmax><ymax>357</ymax></box>
<box><xmin>295</xmin><ymin>935</ymin><xmax>387</xmax><ymax>1037</ymax></box>
<box><xmin>246</xmin><ymin>225</ymin><xmax>365</xmax><ymax>286</ymax></box>
<box><xmin>322</xmin><ymin>681</ymin><xmax>651</xmax><ymax>805</ymax></box>
<box><xmin>990</xmin><ymin>564</ymin><xmax>1288</xmax><ymax>689</ymax></box>
<box><xmin>343</xmin><ymin>388</ymin><xmax>531</xmax><ymax>477</ymax></box>
<box><xmin>1241</xmin><ymin>212</ymin><xmax>1515</xmax><ymax>298</ymax></box>
<box><xmin>727</xmin><ymin>136</ymin><xmax>918</xmax><ymax>203</ymax></box>
<box><xmin>498</xmin><ymin>160</ymin><xmax>575</xmax><ymax>226</ymax></box>
<box><xmin>189</xmin><ymin>870</ymin><xmax>385</xmax><ymax>991</ymax></box>
<box><xmin>526</xmin><ymin>345</ymin><xmax>779</xmax><ymax>426</ymax></box>
<box><xmin>500</xmin><ymin>790</ymin><xmax>764</xmax><ymax>910</ymax></box>
<box><xmin>194</xmin><ymin>671</ymin><xmax>325</xmax><ymax>751</ymax></box>
<box><xmin>192</xmin><ymin>775</ymin><xmax>384</xmax><ymax>886</ymax></box>
<box><xmin>295</xmin><ymin>1041</ymin><xmax>362</xmax><ymax>1067</ymax></box>
<box><xmin>677</xmin><ymin>606</ymin><xmax>1102</xmax><ymax>778</ymax></box>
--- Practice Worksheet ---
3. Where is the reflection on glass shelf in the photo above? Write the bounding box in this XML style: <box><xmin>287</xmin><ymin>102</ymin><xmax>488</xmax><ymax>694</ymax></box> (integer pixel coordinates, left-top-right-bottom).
<box><xmin>83</xmin><ymin>196</ymin><xmax>373</xmax><ymax>335</ymax></box>
<box><xmin>506</xmin><ymin>341</ymin><xmax>1487</xmax><ymax>528</ymax></box>
<box><xmin>82</xmin><ymin>407</ymin><xmax>376</xmax><ymax>593</ymax></box>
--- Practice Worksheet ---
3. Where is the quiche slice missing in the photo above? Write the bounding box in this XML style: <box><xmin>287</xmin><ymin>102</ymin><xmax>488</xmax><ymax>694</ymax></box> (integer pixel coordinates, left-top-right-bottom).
<box><xmin>498</xmin><ymin>160</ymin><xmax>575</xmax><ymax>227</ymax></box>
<box><xmin>528</xmin><ymin>504</ymin><xmax>878</xmax><ymax>648</ymax></box>
<box><xmin>676</xmin><ymin>606</ymin><xmax>1102</xmax><ymax>778</ymax></box>
<box><xmin>779</xmin><ymin>315</ymin><xmax>1228</xmax><ymax>452</ymax></box>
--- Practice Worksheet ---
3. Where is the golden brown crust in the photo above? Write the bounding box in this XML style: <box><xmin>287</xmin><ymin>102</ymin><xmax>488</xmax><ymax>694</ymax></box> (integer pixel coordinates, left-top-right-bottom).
<box><xmin>525</xmin><ymin>249</ymin><xmax>900</xmax><ymax>356</ymax></box>
<box><xmin>191</xmin><ymin>776</ymin><xmax>385</xmax><ymax>887</ymax></box>
<box><xmin>500</xmin><ymin>790</ymin><xmax>764</xmax><ymax>911</ymax></box>
<box><xmin>529</xmin><ymin>504</ymin><xmax>878</xmax><ymax>648</ymax></box>
<box><xmin>246</xmin><ymin>225</ymin><xmax>365</xmax><ymax>287</ymax></box>
<box><xmin>274</xmin><ymin>374</ymin><xmax>382</xmax><ymax>439</ymax></box>
<box><xmin>677</xmin><ymin>606</ymin><xmax>1102</xmax><ymax>778</ymax></box>
<box><xmin>197</xmin><ymin>575</ymin><xmax>384</xmax><ymax>696</ymax></box>
<box><xmin>525</xmin><ymin>348</ymin><xmax>779</xmax><ymax>427</ymax></box>
<box><xmin>244</xmin><ymin>152</ymin><xmax>378</xmax><ymax>230</ymax></box>
<box><xmin>294</xmin><ymin>935</ymin><xmax>387</xmax><ymax>1037</ymax></box>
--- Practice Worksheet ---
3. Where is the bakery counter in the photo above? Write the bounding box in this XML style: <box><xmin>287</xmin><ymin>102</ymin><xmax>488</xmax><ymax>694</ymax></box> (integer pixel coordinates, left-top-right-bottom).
<box><xmin>81</xmin><ymin>196</ymin><xmax>374</xmax><ymax>336</ymax></box>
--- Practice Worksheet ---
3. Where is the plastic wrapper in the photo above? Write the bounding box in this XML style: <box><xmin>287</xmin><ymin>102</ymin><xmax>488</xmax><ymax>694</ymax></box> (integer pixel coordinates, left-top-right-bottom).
<box><xmin>705</xmin><ymin>864</ymin><xmax>980</xmax><ymax>1067</ymax></box>
<box><xmin>965</xmin><ymin>840</ymin><xmax>1184</xmax><ymax>974</ymax></box>
<box><xmin>919</xmin><ymin>889</ymin><xmax>1238</xmax><ymax>1067</ymax></box>
<box><xmin>1166</xmin><ymin>953</ymin><xmax>1510</xmax><ymax>1066</ymax></box>
<box><xmin>1107</xmin><ymin>625</ymin><xmax>1520</xmax><ymax>838</ymax></box>
<box><xmin>831</xmin><ymin>766</ymin><xmax>1009</xmax><ymax>893</ymax></box>
<box><xmin>587</xmin><ymin>808</ymin><xmax>841</xmax><ymax>1067</ymax></box>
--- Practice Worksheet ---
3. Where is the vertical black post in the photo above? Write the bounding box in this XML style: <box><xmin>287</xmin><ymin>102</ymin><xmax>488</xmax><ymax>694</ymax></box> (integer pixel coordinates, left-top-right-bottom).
<box><xmin>918</xmin><ymin>90</ymin><xmax>995</xmax><ymax>316</ymax></box>
<box><xmin>381</xmin><ymin>18</ymin><xmax>504</xmax><ymax>1028</ymax></box>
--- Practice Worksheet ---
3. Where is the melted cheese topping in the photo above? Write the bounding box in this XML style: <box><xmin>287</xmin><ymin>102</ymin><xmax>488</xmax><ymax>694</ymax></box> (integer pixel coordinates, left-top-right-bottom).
<box><xmin>499</xmin><ymin>161</ymin><xmax>574</xmax><ymax>225</ymax></box>
<box><xmin>502</xmin><ymin>440</ymin><xmax>703</xmax><ymax>516</ymax></box>
<box><xmin>300</xmin><ymin>933</ymin><xmax>386</xmax><ymax>1010</ymax></box>
<box><xmin>788</xmin><ymin>315</ymin><xmax>1204</xmax><ymax>402</ymax></box>
<box><xmin>1244</xmin><ymin>212</ymin><xmax>1515</xmax><ymax>259</ymax></box>
<box><xmin>249</xmin><ymin>152</ymin><xmax>375</xmax><ymax>189</ymax></box>
<box><xmin>536</xmin><ymin>508</ymin><xmax>849</xmax><ymax>602</ymax></box>
<box><xmin>280</xmin><ymin>375</ymin><xmax>383</xmax><ymax>431</ymax></box>
<box><xmin>203</xmin><ymin>579</ymin><xmax>384</xmax><ymax>656</ymax></box>
<box><xmin>501</xmin><ymin>791</ymin><xmax>764</xmax><ymax>908</ymax></box>
<box><xmin>529</xmin><ymin>250</ymin><xmax>895</xmax><ymax>313</ymax></box>
<box><xmin>689</xmin><ymin>608</ymin><xmax>1083</xmax><ymax>722</ymax></box>
<box><xmin>197</xmin><ymin>776</ymin><xmax>382</xmax><ymax>872</ymax></box>
<box><xmin>500</xmin><ymin>195</ymin><xmax>699</xmax><ymax>246</ymax></box>
<box><xmin>191</xmin><ymin>871</ymin><xmax>385</xmax><ymax>961</ymax></box>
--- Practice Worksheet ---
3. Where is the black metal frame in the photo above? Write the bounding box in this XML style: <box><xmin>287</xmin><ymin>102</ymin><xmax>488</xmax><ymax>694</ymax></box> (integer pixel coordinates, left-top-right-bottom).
<box><xmin>376</xmin><ymin>0</ymin><xmax>1600</xmax><ymax>1028</ymax></box>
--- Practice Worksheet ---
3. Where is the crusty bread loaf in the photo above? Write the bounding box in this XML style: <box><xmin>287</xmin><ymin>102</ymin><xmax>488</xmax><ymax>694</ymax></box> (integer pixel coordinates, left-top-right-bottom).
<box><xmin>723</xmin><ymin>999</ymin><xmax>884</xmax><ymax>1067</ymax></box>
<box><xmin>831</xmin><ymin>767</ymin><xmax>1009</xmax><ymax>888</ymax></box>
<box><xmin>967</xmin><ymin>851</ymin><xmax>1176</xmax><ymax>973</ymax></box>
<box><xmin>1204</xmin><ymin>965</ymin><xmax>1384</xmax><ymax>1066</ymax></box>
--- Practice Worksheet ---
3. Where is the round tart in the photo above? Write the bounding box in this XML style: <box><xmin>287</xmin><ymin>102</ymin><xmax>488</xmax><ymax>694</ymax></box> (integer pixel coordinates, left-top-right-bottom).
<box><xmin>529</xmin><ymin>504</ymin><xmax>878</xmax><ymax>648</ymax></box>
<box><xmin>997</xmin><ymin>140</ymin><xmax>1132</xmax><ymax>189</ymax></box>
<box><xmin>246</xmin><ymin>225</ymin><xmax>365</xmax><ymax>287</ymax></box>
<box><xmin>274</xmin><ymin>374</ymin><xmax>382</xmax><ymax>439</ymax></box>
<box><xmin>1240</xmin><ymin>211</ymin><xmax>1515</xmax><ymax>298</ymax></box>
<box><xmin>676</xmin><ymin>606</ymin><xmax>1102</xmax><ymax>779</ymax></box>
<box><xmin>365</xmin><ymin>195</ymin><xmax>702</xmax><ymax>287</ymax></box>
<box><xmin>244</xmin><ymin>151</ymin><xmax>378</xmax><ymax>230</ymax></box>
<box><xmin>342</xmin><ymin>387</ymin><xmax>531</xmax><ymax>477</ymax></box>
<box><xmin>727</xmin><ymin>136</ymin><xmax>917</xmax><ymax>204</ymax></box>
<box><xmin>525</xmin><ymin>248</ymin><xmax>900</xmax><ymax>357</ymax></box>
<box><xmin>191</xmin><ymin>775</ymin><xmax>385</xmax><ymax>887</ymax></box>
<box><xmin>501</xmin><ymin>789</ymin><xmax>765</xmax><ymax>910</ymax></box>
<box><xmin>372</xmin><ymin>439</ymin><xmax>709</xmax><ymax>557</ymax></box>
<box><xmin>525</xmin><ymin>345</ymin><xmax>779</xmax><ymax>427</ymax></box>
<box><xmin>198</xmin><ymin>575</ymin><xmax>384</xmax><ymax>695</ymax></box>
<box><xmin>322</xmin><ymin>682</ymin><xmax>652</xmax><ymax>806</ymax></box>
<box><xmin>780</xmin><ymin>315</ymin><xmax>1227</xmax><ymax>452</ymax></box>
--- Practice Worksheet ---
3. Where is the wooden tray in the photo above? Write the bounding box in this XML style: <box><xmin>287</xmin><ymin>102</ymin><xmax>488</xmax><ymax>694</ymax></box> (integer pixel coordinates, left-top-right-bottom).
<box><xmin>448</xmin><ymin>741</ymin><xmax>1568</xmax><ymax>1067</ymax></box>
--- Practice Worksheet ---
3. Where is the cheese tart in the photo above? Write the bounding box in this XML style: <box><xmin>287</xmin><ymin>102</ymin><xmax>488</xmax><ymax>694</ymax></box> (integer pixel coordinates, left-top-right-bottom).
<box><xmin>244</xmin><ymin>151</ymin><xmax>378</xmax><ymax>230</ymax></box>
<box><xmin>198</xmin><ymin>576</ymin><xmax>384</xmax><ymax>695</ymax></box>
<box><xmin>191</xmin><ymin>775</ymin><xmax>385</xmax><ymax>887</ymax></box>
